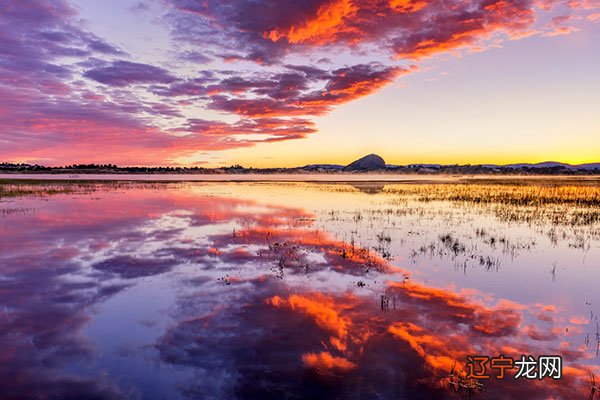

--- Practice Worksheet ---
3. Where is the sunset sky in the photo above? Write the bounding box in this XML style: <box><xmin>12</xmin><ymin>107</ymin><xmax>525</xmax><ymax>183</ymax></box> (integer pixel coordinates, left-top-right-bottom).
<box><xmin>1</xmin><ymin>0</ymin><xmax>599</xmax><ymax>167</ymax></box>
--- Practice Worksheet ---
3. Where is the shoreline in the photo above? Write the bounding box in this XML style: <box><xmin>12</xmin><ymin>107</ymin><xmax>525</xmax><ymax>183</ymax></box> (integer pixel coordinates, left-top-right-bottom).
<box><xmin>2</xmin><ymin>173</ymin><xmax>600</xmax><ymax>183</ymax></box>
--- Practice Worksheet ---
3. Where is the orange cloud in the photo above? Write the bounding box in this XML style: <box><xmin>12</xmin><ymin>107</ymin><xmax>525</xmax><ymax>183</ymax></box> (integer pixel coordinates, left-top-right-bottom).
<box><xmin>302</xmin><ymin>351</ymin><xmax>357</xmax><ymax>371</ymax></box>
<box><xmin>266</xmin><ymin>0</ymin><xmax>357</xmax><ymax>44</ymax></box>
<box><xmin>389</xmin><ymin>0</ymin><xmax>428</xmax><ymax>13</ymax></box>
<box><xmin>268</xmin><ymin>294</ymin><xmax>351</xmax><ymax>350</ymax></box>
<box><xmin>570</xmin><ymin>316</ymin><xmax>590</xmax><ymax>325</ymax></box>
<box><xmin>388</xmin><ymin>321</ymin><xmax>456</xmax><ymax>371</ymax></box>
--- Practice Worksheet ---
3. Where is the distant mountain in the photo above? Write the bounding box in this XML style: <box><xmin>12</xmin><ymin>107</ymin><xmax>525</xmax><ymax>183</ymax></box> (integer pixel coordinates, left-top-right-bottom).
<box><xmin>505</xmin><ymin>161</ymin><xmax>568</xmax><ymax>169</ymax></box>
<box><xmin>345</xmin><ymin>154</ymin><xmax>386</xmax><ymax>171</ymax></box>
<box><xmin>505</xmin><ymin>161</ymin><xmax>600</xmax><ymax>171</ymax></box>
<box><xmin>301</xmin><ymin>159</ymin><xmax>600</xmax><ymax>171</ymax></box>
<box><xmin>575</xmin><ymin>163</ymin><xmax>600</xmax><ymax>171</ymax></box>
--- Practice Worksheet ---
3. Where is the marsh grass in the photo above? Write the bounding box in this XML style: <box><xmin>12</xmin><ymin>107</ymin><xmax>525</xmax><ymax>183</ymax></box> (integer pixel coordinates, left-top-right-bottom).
<box><xmin>392</xmin><ymin>183</ymin><xmax>600</xmax><ymax>207</ymax></box>
<box><xmin>383</xmin><ymin>183</ymin><xmax>600</xmax><ymax>225</ymax></box>
<box><xmin>381</xmin><ymin>182</ymin><xmax>600</xmax><ymax>247</ymax></box>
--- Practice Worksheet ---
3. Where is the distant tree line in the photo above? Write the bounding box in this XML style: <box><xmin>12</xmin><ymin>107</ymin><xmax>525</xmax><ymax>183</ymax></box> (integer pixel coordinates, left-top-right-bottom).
<box><xmin>0</xmin><ymin>162</ymin><xmax>598</xmax><ymax>175</ymax></box>
<box><xmin>0</xmin><ymin>162</ymin><xmax>250</xmax><ymax>174</ymax></box>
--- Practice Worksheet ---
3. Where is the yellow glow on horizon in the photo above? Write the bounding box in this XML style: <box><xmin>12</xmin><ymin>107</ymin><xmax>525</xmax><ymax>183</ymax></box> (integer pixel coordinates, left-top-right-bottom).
<box><xmin>189</xmin><ymin>143</ymin><xmax>600</xmax><ymax>168</ymax></box>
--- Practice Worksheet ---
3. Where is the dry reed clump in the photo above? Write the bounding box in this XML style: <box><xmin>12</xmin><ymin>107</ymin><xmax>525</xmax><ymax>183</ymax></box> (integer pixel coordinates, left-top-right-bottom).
<box><xmin>0</xmin><ymin>180</ymin><xmax>175</xmax><ymax>200</ymax></box>
<box><xmin>0</xmin><ymin>182</ymin><xmax>81</xmax><ymax>199</ymax></box>
<box><xmin>384</xmin><ymin>183</ymin><xmax>600</xmax><ymax>207</ymax></box>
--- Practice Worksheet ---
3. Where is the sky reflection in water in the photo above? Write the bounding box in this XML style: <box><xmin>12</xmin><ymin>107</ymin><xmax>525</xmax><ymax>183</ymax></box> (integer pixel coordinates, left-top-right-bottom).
<box><xmin>0</xmin><ymin>181</ymin><xmax>599</xmax><ymax>399</ymax></box>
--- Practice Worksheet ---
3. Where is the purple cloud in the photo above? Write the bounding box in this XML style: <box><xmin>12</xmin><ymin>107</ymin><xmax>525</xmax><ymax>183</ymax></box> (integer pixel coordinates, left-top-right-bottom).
<box><xmin>84</xmin><ymin>60</ymin><xmax>177</xmax><ymax>86</ymax></box>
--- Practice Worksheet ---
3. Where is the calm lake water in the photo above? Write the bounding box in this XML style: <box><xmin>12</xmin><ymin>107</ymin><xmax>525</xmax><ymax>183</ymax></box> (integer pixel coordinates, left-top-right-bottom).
<box><xmin>1</xmin><ymin>179</ymin><xmax>599</xmax><ymax>399</ymax></box>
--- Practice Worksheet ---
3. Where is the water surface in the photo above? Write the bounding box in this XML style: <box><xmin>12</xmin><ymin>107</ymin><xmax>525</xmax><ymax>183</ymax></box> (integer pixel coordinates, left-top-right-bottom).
<box><xmin>1</xmin><ymin>179</ymin><xmax>599</xmax><ymax>399</ymax></box>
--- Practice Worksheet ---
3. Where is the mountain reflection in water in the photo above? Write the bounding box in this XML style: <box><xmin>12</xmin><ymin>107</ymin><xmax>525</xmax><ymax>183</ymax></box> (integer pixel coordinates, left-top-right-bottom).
<box><xmin>0</xmin><ymin>180</ymin><xmax>598</xmax><ymax>399</ymax></box>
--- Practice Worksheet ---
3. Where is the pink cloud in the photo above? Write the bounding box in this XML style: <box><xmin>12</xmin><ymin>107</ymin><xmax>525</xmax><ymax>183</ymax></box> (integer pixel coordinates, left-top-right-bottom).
<box><xmin>0</xmin><ymin>0</ymin><xmax>597</xmax><ymax>165</ymax></box>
